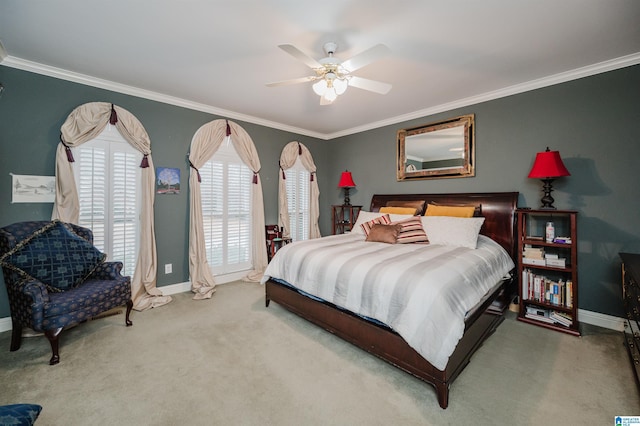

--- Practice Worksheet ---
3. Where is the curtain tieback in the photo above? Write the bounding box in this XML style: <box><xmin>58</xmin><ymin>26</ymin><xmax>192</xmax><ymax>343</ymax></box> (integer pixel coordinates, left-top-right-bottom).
<box><xmin>189</xmin><ymin>160</ymin><xmax>201</xmax><ymax>183</ymax></box>
<box><xmin>310</xmin><ymin>172</ymin><xmax>315</xmax><ymax>182</ymax></box>
<box><xmin>140</xmin><ymin>154</ymin><xmax>149</xmax><ymax>168</ymax></box>
<box><xmin>109</xmin><ymin>104</ymin><xmax>118</xmax><ymax>125</ymax></box>
<box><xmin>226</xmin><ymin>119</ymin><xmax>231</xmax><ymax>136</ymax></box>
<box><xmin>60</xmin><ymin>136</ymin><xmax>75</xmax><ymax>162</ymax></box>
<box><xmin>253</xmin><ymin>171</ymin><xmax>259</xmax><ymax>184</ymax></box>
<box><xmin>279</xmin><ymin>161</ymin><xmax>286</xmax><ymax>179</ymax></box>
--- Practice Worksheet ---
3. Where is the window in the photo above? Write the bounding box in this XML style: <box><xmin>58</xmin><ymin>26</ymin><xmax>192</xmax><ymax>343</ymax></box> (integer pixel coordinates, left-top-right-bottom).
<box><xmin>285</xmin><ymin>157</ymin><xmax>310</xmax><ymax>241</ymax></box>
<box><xmin>200</xmin><ymin>139</ymin><xmax>253</xmax><ymax>275</ymax></box>
<box><xmin>73</xmin><ymin>125</ymin><xmax>142</xmax><ymax>276</ymax></box>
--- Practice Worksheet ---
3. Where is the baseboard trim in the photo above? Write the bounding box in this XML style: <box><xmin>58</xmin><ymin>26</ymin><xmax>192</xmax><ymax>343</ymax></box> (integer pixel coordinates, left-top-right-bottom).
<box><xmin>158</xmin><ymin>281</ymin><xmax>192</xmax><ymax>296</ymax></box>
<box><xmin>0</xmin><ymin>302</ymin><xmax>624</xmax><ymax>334</ymax></box>
<box><xmin>578</xmin><ymin>308</ymin><xmax>625</xmax><ymax>332</ymax></box>
<box><xmin>0</xmin><ymin>316</ymin><xmax>11</xmax><ymax>334</ymax></box>
<box><xmin>157</xmin><ymin>271</ymin><xmax>247</xmax><ymax>297</ymax></box>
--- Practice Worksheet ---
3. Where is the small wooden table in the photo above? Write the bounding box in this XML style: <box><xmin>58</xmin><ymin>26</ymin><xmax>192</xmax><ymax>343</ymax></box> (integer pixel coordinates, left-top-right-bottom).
<box><xmin>267</xmin><ymin>237</ymin><xmax>291</xmax><ymax>261</ymax></box>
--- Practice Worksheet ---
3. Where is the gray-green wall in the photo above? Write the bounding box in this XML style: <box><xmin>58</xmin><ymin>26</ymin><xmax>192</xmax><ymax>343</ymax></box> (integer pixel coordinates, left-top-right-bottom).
<box><xmin>0</xmin><ymin>66</ymin><xmax>331</xmax><ymax>318</ymax></box>
<box><xmin>323</xmin><ymin>64</ymin><xmax>640</xmax><ymax>318</ymax></box>
<box><xmin>1</xmin><ymin>64</ymin><xmax>638</xmax><ymax>320</ymax></box>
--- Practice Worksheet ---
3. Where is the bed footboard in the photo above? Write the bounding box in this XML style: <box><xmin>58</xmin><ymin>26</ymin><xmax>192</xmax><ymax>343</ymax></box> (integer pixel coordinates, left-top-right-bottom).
<box><xmin>265</xmin><ymin>278</ymin><xmax>509</xmax><ymax>409</ymax></box>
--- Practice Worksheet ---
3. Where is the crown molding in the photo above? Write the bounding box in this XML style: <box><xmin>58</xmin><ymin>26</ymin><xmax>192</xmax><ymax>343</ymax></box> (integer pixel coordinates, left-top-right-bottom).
<box><xmin>326</xmin><ymin>52</ymin><xmax>640</xmax><ymax>139</ymax></box>
<box><xmin>3</xmin><ymin>52</ymin><xmax>639</xmax><ymax>140</ymax></box>
<box><xmin>1</xmin><ymin>56</ymin><xmax>326</xmax><ymax>139</ymax></box>
<box><xmin>0</xmin><ymin>40</ymin><xmax>7</xmax><ymax>63</ymax></box>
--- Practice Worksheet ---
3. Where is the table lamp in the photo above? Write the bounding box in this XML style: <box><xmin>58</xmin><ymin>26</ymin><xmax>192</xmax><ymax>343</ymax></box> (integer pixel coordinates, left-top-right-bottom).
<box><xmin>338</xmin><ymin>170</ymin><xmax>356</xmax><ymax>205</ymax></box>
<box><xmin>527</xmin><ymin>147</ymin><xmax>570</xmax><ymax>209</ymax></box>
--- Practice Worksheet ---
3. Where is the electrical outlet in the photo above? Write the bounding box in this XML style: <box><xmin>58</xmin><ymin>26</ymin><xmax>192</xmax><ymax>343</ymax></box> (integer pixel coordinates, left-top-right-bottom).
<box><xmin>164</xmin><ymin>263</ymin><xmax>172</xmax><ymax>274</ymax></box>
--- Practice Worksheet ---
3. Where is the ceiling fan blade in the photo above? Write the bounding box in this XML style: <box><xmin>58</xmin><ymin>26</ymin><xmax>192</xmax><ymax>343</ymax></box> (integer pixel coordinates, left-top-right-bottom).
<box><xmin>341</xmin><ymin>44</ymin><xmax>390</xmax><ymax>73</ymax></box>
<box><xmin>266</xmin><ymin>76</ymin><xmax>316</xmax><ymax>87</ymax></box>
<box><xmin>348</xmin><ymin>76</ymin><xmax>392</xmax><ymax>94</ymax></box>
<box><xmin>278</xmin><ymin>44</ymin><xmax>323</xmax><ymax>69</ymax></box>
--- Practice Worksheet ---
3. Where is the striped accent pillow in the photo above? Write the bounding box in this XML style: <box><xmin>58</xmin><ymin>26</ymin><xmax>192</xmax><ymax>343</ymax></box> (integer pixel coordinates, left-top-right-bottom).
<box><xmin>360</xmin><ymin>214</ymin><xmax>391</xmax><ymax>236</ymax></box>
<box><xmin>392</xmin><ymin>216</ymin><xmax>429</xmax><ymax>244</ymax></box>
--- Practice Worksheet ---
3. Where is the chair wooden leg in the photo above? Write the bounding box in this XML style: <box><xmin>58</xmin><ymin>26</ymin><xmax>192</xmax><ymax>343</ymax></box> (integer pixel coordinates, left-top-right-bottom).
<box><xmin>10</xmin><ymin>320</ymin><xmax>22</xmax><ymax>352</ymax></box>
<box><xmin>45</xmin><ymin>327</ymin><xmax>63</xmax><ymax>365</ymax></box>
<box><xmin>125</xmin><ymin>299</ymin><xmax>133</xmax><ymax>326</ymax></box>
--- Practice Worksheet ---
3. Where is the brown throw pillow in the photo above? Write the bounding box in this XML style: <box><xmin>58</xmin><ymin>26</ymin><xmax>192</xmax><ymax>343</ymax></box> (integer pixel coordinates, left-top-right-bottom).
<box><xmin>365</xmin><ymin>224</ymin><xmax>402</xmax><ymax>244</ymax></box>
<box><xmin>386</xmin><ymin>200</ymin><xmax>427</xmax><ymax>215</ymax></box>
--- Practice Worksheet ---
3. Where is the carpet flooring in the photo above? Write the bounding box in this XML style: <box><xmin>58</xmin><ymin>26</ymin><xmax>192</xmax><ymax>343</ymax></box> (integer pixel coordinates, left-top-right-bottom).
<box><xmin>0</xmin><ymin>281</ymin><xmax>638</xmax><ymax>425</ymax></box>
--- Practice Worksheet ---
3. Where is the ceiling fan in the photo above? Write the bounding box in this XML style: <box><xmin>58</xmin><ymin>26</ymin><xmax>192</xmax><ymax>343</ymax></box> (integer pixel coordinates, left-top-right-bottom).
<box><xmin>266</xmin><ymin>42</ymin><xmax>392</xmax><ymax>105</ymax></box>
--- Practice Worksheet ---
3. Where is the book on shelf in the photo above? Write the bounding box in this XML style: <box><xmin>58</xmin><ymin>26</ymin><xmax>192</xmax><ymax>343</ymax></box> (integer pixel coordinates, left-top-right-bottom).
<box><xmin>523</xmin><ymin>246</ymin><xmax>545</xmax><ymax>258</ymax></box>
<box><xmin>550</xmin><ymin>311</ymin><xmax>573</xmax><ymax>327</ymax></box>
<box><xmin>525</xmin><ymin>306</ymin><xmax>573</xmax><ymax>327</ymax></box>
<box><xmin>525</xmin><ymin>306</ymin><xmax>555</xmax><ymax>324</ymax></box>
<box><xmin>545</xmin><ymin>258</ymin><xmax>566</xmax><ymax>268</ymax></box>
<box><xmin>553</xmin><ymin>236</ymin><xmax>572</xmax><ymax>244</ymax></box>
<box><xmin>523</xmin><ymin>257</ymin><xmax>546</xmax><ymax>266</ymax></box>
<box><xmin>521</xmin><ymin>269</ymin><xmax>572</xmax><ymax>308</ymax></box>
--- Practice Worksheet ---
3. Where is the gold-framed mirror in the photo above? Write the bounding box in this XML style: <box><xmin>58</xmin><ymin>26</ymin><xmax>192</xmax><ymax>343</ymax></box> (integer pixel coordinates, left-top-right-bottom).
<box><xmin>397</xmin><ymin>114</ymin><xmax>475</xmax><ymax>180</ymax></box>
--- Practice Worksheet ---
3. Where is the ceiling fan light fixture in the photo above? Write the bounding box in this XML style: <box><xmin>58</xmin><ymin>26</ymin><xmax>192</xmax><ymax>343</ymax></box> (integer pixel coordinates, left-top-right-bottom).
<box><xmin>333</xmin><ymin>78</ymin><xmax>348</xmax><ymax>95</ymax></box>
<box><xmin>312</xmin><ymin>79</ymin><xmax>328</xmax><ymax>96</ymax></box>
<box><xmin>323</xmin><ymin>88</ymin><xmax>338</xmax><ymax>102</ymax></box>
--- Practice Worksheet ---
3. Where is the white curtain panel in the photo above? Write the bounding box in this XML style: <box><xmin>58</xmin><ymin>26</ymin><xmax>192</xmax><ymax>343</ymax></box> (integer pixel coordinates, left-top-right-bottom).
<box><xmin>278</xmin><ymin>141</ymin><xmax>321</xmax><ymax>239</ymax></box>
<box><xmin>52</xmin><ymin>102</ymin><xmax>171</xmax><ymax>311</ymax></box>
<box><xmin>188</xmin><ymin>119</ymin><xmax>267</xmax><ymax>300</ymax></box>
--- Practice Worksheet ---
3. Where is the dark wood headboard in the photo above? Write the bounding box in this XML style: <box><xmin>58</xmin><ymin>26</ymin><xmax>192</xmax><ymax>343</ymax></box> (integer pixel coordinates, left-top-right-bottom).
<box><xmin>370</xmin><ymin>192</ymin><xmax>519</xmax><ymax>259</ymax></box>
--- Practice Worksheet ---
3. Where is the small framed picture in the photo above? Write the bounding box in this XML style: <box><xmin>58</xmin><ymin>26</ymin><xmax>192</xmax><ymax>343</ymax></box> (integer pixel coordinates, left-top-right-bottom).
<box><xmin>11</xmin><ymin>174</ymin><xmax>56</xmax><ymax>203</ymax></box>
<box><xmin>156</xmin><ymin>167</ymin><xmax>180</xmax><ymax>194</ymax></box>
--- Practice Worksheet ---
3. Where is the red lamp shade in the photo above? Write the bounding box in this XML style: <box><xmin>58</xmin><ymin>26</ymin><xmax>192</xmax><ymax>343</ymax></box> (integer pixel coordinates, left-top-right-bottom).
<box><xmin>527</xmin><ymin>147</ymin><xmax>570</xmax><ymax>209</ymax></box>
<box><xmin>338</xmin><ymin>171</ymin><xmax>356</xmax><ymax>188</ymax></box>
<box><xmin>338</xmin><ymin>170</ymin><xmax>356</xmax><ymax>205</ymax></box>
<box><xmin>528</xmin><ymin>148</ymin><xmax>570</xmax><ymax>179</ymax></box>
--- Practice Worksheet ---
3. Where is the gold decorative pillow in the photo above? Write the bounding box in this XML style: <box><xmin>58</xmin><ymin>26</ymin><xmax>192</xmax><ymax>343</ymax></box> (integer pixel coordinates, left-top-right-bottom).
<box><xmin>379</xmin><ymin>206</ymin><xmax>418</xmax><ymax>215</ymax></box>
<box><xmin>360</xmin><ymin>214</ymin><xmax>392</xmax><ymax>236</ymax></box>
<box><xmin>365</xmin><ymin>224</ymin><xmax>402</xmax><ymax>244</ymax></box>
<box><xmin>425</xmin><ymin>203</ymin><xmax>476</xmax><ymax>218</ymax></box>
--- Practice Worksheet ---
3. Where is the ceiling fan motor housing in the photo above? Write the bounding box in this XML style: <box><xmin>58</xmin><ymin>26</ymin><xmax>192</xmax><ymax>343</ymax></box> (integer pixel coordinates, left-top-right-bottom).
<box><xmin>323</xmin><ymin>42</ymin><xmax>338</xmax><ymax>56</ymax></box>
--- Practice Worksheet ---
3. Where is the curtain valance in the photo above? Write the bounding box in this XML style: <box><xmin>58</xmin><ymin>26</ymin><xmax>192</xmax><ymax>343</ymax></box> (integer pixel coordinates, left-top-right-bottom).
<box><xmin>188</xmin><ymin>119</ymin><xmax>267</xmax><ymax>300</ymax></box>
<box><xmin>52</xmin><ymin>101</ymin><xmax>170</xmax><ymax>311</ymax></box>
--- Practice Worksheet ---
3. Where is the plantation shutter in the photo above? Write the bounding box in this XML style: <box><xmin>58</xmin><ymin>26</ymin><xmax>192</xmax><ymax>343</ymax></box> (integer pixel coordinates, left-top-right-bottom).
<box><xmin>277</xmin><ymin>141</ymin><xmax>320</xmax><ymax>241</ymax></box>
<box><xmin>200</xmin><ymin>141</ymin><xmax>252</xmax><ymax>275</ymax></box>
<box><xmin>111</xmin><ymin>150</ymin><xmax>141</xmax><ymax>276</ymax></box>
<box><xmin>285</xmin><ymin>158</ymin><xmax>310</xmax><ymax>241</ymax></box>
<box><xmin>77</xmin><ymin>145</ymin><xmax>107</xmax><ymax>249</ymax></box>
<box><xmin>75</xmin><ymin>129</ymin><xmax>141</xmax><ymax>276</ymax></box>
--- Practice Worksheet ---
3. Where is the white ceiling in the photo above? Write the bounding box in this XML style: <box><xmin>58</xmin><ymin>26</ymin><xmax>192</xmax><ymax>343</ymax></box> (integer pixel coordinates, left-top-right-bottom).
<box><xmin>1</xmin><ymin>0</ymin><xmax>639</xmax><ymax>139</ymax></box>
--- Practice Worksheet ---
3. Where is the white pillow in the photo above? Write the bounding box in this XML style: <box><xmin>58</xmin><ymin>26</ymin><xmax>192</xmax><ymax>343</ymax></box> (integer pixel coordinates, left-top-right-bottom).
<box><xmin>389</xmin><ymin>213</ymin><xmax>417</xmax><ymax>223</ymax></box>
<box><xmin>421</xmin><ymin>216</ymin><xmax>485</xmax><ymax>249</ymax></box>
<box><xmin>352</xmin><ymin>211</ymin><xmax>385</xmax><ymax>234</ymax></box>
<box><xmin>353</xmin><ymin>211</ymin><xmax>416</xmax><ymax>234</ymax></box>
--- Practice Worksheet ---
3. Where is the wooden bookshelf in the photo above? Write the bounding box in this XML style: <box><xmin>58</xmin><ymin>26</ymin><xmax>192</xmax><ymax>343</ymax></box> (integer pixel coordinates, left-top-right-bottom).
<box><xmin>517</xmin><ymin>209</ymin><xmax>580</xmax><ymax>336</ymax></box>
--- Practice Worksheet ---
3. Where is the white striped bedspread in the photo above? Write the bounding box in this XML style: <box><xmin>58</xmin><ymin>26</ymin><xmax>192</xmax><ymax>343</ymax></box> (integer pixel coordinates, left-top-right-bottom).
<box><xmin>261</xmin><ymin>232</ymin><xmax>515</xmax><ymax>370</ymax></box>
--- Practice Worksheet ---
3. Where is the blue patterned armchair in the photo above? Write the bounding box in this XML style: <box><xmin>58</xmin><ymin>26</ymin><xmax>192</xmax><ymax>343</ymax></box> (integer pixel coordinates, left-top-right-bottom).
<box><xmin>0</xmin><ymin>220</ymin><xmax>133</xmax><ymax>365</ymax></box>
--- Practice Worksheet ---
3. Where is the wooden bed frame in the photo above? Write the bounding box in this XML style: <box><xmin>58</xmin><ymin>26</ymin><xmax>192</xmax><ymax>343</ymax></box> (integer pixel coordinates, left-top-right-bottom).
<box><xmin>265</xmin><ymin>192</ymin><xmax>518</xmax><ymax>408</ymax></box>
